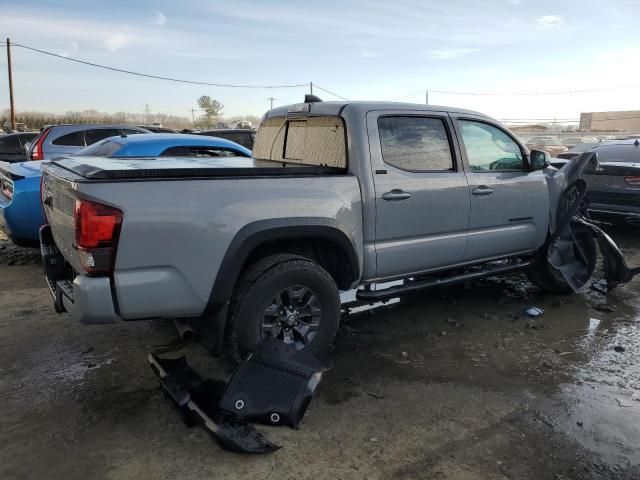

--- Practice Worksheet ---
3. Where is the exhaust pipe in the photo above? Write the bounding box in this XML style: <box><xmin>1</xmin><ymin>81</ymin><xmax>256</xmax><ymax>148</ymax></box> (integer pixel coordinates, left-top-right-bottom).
<box><xmin>174</xmin><ymin>319</ymin><xmax>195</xmax><ymax>342</ymax></box>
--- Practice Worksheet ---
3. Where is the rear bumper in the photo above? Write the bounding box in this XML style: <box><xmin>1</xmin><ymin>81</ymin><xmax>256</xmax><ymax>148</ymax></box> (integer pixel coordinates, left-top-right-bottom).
<box><xmin>40</xmin><ymin>225</ymin><xmax>121</xmax><ymax>324</ymax></box>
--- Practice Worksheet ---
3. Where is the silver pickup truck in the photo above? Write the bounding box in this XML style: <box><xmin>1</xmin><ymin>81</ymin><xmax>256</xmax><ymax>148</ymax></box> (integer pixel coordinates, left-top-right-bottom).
<box><xmin>40</xmin><ymin>99</ymin><xmax>628</xmax><ymax>360</ymax></box>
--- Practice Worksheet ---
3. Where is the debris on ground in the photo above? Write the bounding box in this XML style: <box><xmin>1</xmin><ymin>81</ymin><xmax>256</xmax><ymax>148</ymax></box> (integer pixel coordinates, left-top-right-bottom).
<box><xmin>594</xmin><ymin>303</ymin><xmax>615</xmax><ymax>313</ymax></box>
<box><xmin>524</xmin><ymin>307</ymin><xmax>544</xmax><ymax>318</ymax></box>
<box><xmin>614</xmin><ymin>346</ymin><xmax>625</xmax><ymax>353</ymax></box>
<box><xmin>148</xmin><ymin>337</ymin><xmax>325</xmax><ymax>453</ymax></box>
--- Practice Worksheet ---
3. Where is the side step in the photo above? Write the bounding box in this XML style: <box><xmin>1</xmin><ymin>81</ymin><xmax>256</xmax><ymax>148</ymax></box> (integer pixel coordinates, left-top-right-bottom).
<box><xmin>356</xmin><ymin>260</ymin><xmax>531</xmax><ymax>301</ymax></box>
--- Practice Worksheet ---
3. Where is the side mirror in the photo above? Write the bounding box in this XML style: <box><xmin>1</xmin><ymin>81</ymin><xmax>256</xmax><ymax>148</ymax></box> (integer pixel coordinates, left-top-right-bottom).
<box><xmin>529</xmin><ymin>149</ymin><xmax>550</xmax><ymax>171</ymax></box>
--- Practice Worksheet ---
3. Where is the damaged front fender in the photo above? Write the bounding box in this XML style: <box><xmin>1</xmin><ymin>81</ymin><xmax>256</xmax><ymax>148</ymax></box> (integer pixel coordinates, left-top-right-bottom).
<box><xmin>543</xmin><ymin>151</ymin><xmax>639</xmax><ymax>292</ymax></box>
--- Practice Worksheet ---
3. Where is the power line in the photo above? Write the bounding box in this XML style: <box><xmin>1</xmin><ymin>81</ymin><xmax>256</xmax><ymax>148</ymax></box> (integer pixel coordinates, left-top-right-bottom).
<box><xmin>7</xmin><ymin>41</ymin><xmax>308</xmax><ymax>89</ymax></box>
<box><xmin>390</xmin><ymin>83</ymin><xmax>640</xmax><ymax>99</ymax></box>
<box><xmin>313</xmin><ymin>84</ymin><xmax>349</xmax><ymax>101</ymax></box>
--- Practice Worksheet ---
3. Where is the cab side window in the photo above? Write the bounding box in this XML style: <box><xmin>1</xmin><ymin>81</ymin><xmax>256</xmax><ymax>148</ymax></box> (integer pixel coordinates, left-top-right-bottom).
<box><xmin>459</xmin><ymin>120</ymin><xmax>524</xmax><ymax>172</ymax></box>
<box><xmin>378</xmin><ymin>116</ymin><xmax>454</xmax><ymax>172</ymax></box>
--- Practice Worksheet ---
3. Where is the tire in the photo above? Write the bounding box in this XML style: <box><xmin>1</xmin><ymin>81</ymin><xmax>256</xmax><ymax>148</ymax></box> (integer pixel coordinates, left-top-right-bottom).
<box><xmin>527</xmin><ymin>228</ymin><xmax>598</xmax><ymax>294</ymax></box>
<box><xmin>226</xmin><ymin>254</ymin><xmax>340</xmax><ymax>362</ymax></box>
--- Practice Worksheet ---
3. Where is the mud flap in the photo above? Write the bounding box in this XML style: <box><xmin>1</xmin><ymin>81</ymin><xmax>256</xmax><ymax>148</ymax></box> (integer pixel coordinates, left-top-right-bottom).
<box><xmin>148</xmin><ymin>354</ymin><xmax>281</xmax><ymax>454</ymax></box>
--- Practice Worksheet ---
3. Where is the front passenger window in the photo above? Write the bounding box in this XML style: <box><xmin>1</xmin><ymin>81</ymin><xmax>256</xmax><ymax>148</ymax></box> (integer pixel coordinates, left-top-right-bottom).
<box><xmin>459</xmin><ymin>120</ymin><xmax>524</xmax><ymax>172</ymax></box>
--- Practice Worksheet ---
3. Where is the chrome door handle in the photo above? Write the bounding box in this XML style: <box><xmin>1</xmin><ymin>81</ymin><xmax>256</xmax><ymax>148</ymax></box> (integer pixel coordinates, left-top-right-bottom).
<box><xmin>382</xmin><ymin>189</ymin><xmax>412</xmax><ymax>201</ymax></box>
<box><xmin>472</xmin><ymin>186</ymin><xmax>494</xmax><ymax>196</ymax></box>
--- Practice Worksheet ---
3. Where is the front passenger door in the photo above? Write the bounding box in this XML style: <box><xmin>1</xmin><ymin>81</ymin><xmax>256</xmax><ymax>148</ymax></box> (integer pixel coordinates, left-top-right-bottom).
<box><xmin>454</xmin><ymin>117</ymin><xmax>549</xmax><ymax>261</ymax></box>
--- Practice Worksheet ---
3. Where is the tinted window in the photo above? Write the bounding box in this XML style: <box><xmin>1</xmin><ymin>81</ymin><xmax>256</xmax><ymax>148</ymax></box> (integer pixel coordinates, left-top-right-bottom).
<box><xmin>84</xmin><ymin>129</ymin><xmax>121</xmax><ymax>146</ymax></box>
<box><xmin>52</xmin><ymin>130</ymin><xmax>86</xmax><ymax>146</ymax></box>
<box><xmin>120</xmin><ymin>128</ymin><xmax>144</xmax><ymax>136</ymax></box>
<box><xmin>378</xmin><ymin>116</ymin><xmax>454</xmax><ymax>171</ymax></box>
<box><xmin>459</xmin><ymin>120</ymin><xmax>524</xmax><ymax>171</ymax></box>
<box><xmin>592</xmin><ymin>144</ymin><xmax>640</xmax><ymax>163</ymax></box>
<box><xmin>0</xmin><ymin>135</ymin><xmax>22</xmax><ymax>153</ymax></box>
<box><xmin>76</xmin><ymin>139</ymin><xmax>124</xmax><ymax>157</ymax></box>
<box><xmin>221</xmin><ymin>132</ymin><xmax>253</xmax><ymax>149</ymax></box>
<box><xmin>18</xmin><ymin>133</ymin><xmax>37</xmax><ymax>147</ymax></box>
<box><xmin>160</xmin><ymin>146</ymin><xmax>249</xmax><ymax>158</ymax></box>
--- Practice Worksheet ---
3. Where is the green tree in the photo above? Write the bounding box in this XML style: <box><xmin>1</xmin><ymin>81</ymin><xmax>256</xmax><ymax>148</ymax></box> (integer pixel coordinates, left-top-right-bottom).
<box><xmin>197</xmin><ymin>95</ymin><xmax>224</xmax><ymax>127</ymax></box>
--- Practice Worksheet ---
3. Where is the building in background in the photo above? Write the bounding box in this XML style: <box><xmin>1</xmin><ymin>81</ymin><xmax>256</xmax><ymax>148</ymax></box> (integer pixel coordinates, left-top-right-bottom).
<box><xmin>579</xmin><ymin>110</ymin><xmax>640</xmax><ymax>132</ymax></box>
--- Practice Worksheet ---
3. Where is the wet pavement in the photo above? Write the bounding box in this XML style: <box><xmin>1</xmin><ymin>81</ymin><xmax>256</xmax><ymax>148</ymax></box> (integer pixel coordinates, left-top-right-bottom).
<box><xmin>0</xmin><ymin>228</ymin><xmax>639</xmax><ymax>479</ymax></box>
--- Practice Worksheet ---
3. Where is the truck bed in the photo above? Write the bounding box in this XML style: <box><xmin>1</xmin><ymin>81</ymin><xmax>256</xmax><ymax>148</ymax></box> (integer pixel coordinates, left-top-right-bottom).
<box><xmin>49</xmin><ymin>155</ymin><xmax>345</xmax><ymax>181</ymax></box>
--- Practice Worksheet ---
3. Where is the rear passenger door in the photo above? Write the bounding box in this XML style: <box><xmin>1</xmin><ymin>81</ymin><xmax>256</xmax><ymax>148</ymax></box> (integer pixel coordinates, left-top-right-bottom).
<box><xmin>368</xmin><ymin>111</ymin><xmax>471</xmax><ymax>280</ymax></box>
<box><xmin>452</xmin><ymin>116</ymin><xmax>549</xmax><ymax>261</ymax></box>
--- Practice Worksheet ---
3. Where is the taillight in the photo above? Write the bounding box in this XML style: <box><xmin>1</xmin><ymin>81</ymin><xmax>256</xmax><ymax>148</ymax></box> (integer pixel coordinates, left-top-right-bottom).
<box><xmin>625</xmin><ymin>176</ymin><xmax>640</xmax><ymax>187</ymax></box>
<box><xmin>31</xmin><ymin>127</ymin><xmax>51</xmax><ymax>161</ymax></box>
<box><xmin>74</xmin><ymin>199</ymin><xmax>123</xmax><ymax>275</ymax></box>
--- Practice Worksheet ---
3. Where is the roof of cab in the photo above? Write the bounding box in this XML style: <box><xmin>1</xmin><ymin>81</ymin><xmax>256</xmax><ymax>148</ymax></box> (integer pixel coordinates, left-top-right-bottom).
<box><xmin>265</xmin><ymin>101</ymin><xmax>494</xmax><ymax>120</ymax></box>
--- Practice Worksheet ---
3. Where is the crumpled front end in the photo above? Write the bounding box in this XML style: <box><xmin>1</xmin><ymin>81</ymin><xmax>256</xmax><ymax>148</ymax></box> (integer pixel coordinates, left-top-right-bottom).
<box><xmin>543</xmin><ymin>151</ymin><xmax>640</xmax><ymax>292</ymax></box>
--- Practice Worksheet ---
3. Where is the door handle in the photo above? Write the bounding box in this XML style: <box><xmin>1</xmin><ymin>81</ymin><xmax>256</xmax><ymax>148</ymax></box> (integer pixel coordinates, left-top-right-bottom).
<box><xmin>472</xmin><ymin>186</ymin><xmax>494</xmax><ymax>196</ymax></box>
<box><xmin>382</xmin><ymin>189</ymin><xmax>412</xmax><ymax>201</ymax></box>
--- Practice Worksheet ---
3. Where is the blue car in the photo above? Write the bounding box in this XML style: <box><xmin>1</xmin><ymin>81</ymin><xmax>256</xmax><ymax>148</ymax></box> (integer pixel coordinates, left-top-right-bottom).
<box><xmin>0</xmin><ymin>161</ymin><xmax>45</xmax><ymax>246</ymax></box>
<box><xmin>76</xmin><ymin>133</ymin><xmax>251</xmax><ymax>158</ymax></box>
<box><xmin>0</xmin><ymin>133</ymin><xmax>251</xmax><ymax>246</ymax></box>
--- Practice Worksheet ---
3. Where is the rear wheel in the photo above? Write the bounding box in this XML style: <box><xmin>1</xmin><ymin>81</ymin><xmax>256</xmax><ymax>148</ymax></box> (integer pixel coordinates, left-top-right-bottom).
<box><xmin>527</xmin><ymin>228</ymin><xmax>598</xmax><ymax>294</ymax></box>
<box><xmin>226</xmin><ymin>254</ymin><xmax>340</xmax><ymax>361</ymax></box>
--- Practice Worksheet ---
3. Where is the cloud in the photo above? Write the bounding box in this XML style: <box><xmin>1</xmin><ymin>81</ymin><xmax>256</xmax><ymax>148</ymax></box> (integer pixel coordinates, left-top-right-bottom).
<box><xmin>59</xmin><ymin>41</ymin><xmax>79</xmax><ymax>57</ymax></box>
<box><xmin>360</xmin><ymin>48</ymin><xmax>376</xmax><ymax>58</ymax></box>
<box><xmin>105</xmin><ymin>33</ymin><xmax>128</xmax><ymax>52</ymax></box>
<box><xmin>428</xmin><ymin>48</ymin><xmax>478</xmax><ymax>60</ymax></box>
<box><xmin>536</xmin><ymin>15</ymin><xmax>564</xmax><ymax>30</ymax></box>
<box><xmin>154</xmin><ymin>10</ymin><xmax>167</xmax><ymax>26</ymax></box>
<box><xmin>507</xmin><ymin>0</ymin><xmax>522</xmax><ymax>4</ymax></box>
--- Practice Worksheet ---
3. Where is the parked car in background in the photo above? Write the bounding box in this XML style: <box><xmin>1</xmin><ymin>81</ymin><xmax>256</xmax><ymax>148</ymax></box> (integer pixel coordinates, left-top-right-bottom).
<box><xmin>27</xmin><ymin>124</ymin><xmax>150</xmax><ymax>161</ymax></box>
<box><xmin>0</xmin><ymin>161</ymin><xmax>45</xmax><ymax>246</ymax></box>
<box><xmin>525</xmin><ymin>136</ymin><xmax>569</xmax><ymax>156</ymax></box>
<box><xmin>0</xmin><ymin>134</ymin><xmax>251</xmax><ymax>247</ymax></box>
<box><xmin>555</xmin><ymin>141</ymin><xmax>608</xmax><ymax>161</ymax></box>
<box><xmin>76</xmin><ymin>133</ymin><xmax>251</xmax><ymax>158</ymax></box>
<box><xmin>583</xmin><ymin>139</ymin><xmax>640</xmax><ymax>225</ymax></box>
<box><xmin>563</xmin><ymin>136</ymin><xmax>597</xmax><ymax>149</ymax></box>
<box><xmin>0</xmin><ymin>132</ymin><xmax>38</xmax><ymax>162</ymax></box>
<box><xmin>197</xmin><ymin>128</ymin><xmax>255</xmax><ymax>149</ymax></box>
<box><xmin>137</xmin><ymin>125</ymin><xmax>179</xmax><ymax>133</ymax></box>
<box><xmin>2</xmin><ymin>122</ymin><xmax>27</xmax><ymax>133</ymax></box>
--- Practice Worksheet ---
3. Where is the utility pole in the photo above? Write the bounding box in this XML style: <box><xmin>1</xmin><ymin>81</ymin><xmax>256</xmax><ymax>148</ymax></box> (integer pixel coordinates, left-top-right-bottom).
<box><xmin>6</xmin><ymin>38</ymin><xmax>16</xmax><ymax>131</ymax></box>
<box><xmin>145</xmin><ymin>103</ymin><xmax>150</xmax><ymax>124</ymax></box>
<box><xmin>425</xmin><ymin>90</ymin><xmax>429</xmax><ymax>105</ymax></box>
<box><xmin>190</xmin><ymin>108</ymin><xmax>197</xmax><ymax>125</ymax></box>
<box><xmin>267</xmin><ymin>97</ymin><xmax>275</xmax><ymax>110</ymax></box>
<box><xmin>310</xmin><ymin>82</ymin><xmax>313</xmax><ymax>95</ymax></box>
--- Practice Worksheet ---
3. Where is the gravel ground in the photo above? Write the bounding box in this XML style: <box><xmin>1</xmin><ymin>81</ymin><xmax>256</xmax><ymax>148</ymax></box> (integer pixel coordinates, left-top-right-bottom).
<box><xmin>1</xmin><ymin>228</ymin><xmax>639</xmax><ymax>480</ymax></box>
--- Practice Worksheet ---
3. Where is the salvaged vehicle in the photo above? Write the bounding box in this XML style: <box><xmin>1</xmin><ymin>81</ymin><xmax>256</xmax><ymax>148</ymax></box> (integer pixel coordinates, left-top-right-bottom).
<box><xmin>39</xmin><ymin>98</ymin><xmax>638</xmax><ymax>360</ymax></box>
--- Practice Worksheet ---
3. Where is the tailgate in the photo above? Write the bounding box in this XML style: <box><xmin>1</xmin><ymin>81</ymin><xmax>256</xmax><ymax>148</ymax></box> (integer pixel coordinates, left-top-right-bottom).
<box><xmin>41</xmin><ymin>163</ymin><xmax>84</xmax><ymax>273</ymax></box>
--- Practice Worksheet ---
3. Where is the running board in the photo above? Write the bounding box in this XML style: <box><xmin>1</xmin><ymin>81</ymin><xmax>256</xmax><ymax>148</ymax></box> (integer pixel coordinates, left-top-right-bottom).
<box><xmin>356</xmin><ymin>260</ymin><xmax>531</xmax><ymax>301</ymax></box>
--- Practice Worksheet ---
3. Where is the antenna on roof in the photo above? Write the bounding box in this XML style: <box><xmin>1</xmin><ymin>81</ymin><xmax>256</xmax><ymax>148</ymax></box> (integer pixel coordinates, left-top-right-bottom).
<box><xmin>304</xmin><ymin>94</ymin><xmax>323</xmax><ymax>103</ymax></box>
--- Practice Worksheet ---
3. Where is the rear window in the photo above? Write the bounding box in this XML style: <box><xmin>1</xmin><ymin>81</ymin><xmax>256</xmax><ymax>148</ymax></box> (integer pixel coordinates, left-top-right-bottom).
<box><xmin>0</xmin><ymin>135</ymin><xmax>22</xmax><ymax>153</ymax></box>
<box><xmin>592</xmin><ymin>144</ymin><xmax>640</xmax><ymax>163</ymax></box>
<box><xmin>52</xmin><ymin>130</ymin><xmax>86</xmax><ymax>146</ymax></box>
<box><xmin>253</xmin><ymin>116</ymin><xmax>346</xmax><ymax>168</ymax></box>
<box><xmin>76</xmin><ymin>139</ymin><xmax>123</xmax><ymax>157</ymax></box>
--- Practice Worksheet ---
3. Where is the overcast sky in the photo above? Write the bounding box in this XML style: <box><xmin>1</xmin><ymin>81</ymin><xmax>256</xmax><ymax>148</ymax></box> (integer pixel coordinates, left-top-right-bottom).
<box><xmin>1</xmin><ymin>0</ymin><xmax>639</xmax><ymax>121</ymax></box>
